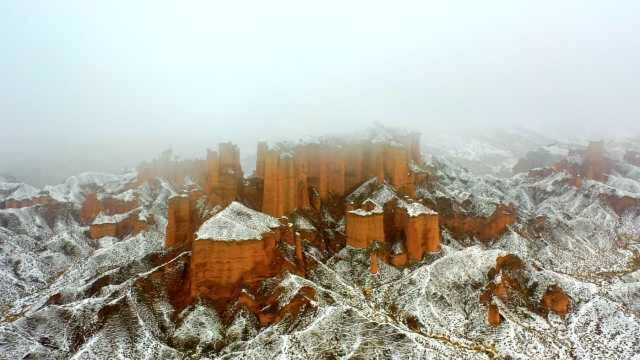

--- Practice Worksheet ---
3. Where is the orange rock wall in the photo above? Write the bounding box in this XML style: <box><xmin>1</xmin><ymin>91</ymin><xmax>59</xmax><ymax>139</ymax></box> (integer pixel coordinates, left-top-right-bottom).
<box><xmin>346</xmin><ymin>212</ymin><xmax>385</xmax><ymax>248</ymax></box>
<box><xmin>3</xmin><ymin>195</ymin><xmax>52</xmax><ymax>210</ymax></box>
<box><xmin>80</xmin><ymin>193</ymin><xmax>139</xmax><ymax>225</ymax></box>
<box><xmin>88</xmin><ymin>211</ymin><xmax>151</xmax><ymax>240</ymax></box>
<box><xmin>441</xmin><ymin>204</ymin><xmax>516</xmax><ymax>242</ymax></box>
<box><xmin>165</xmin><ymin>195</ymin><xmax>196</xmax><ymax>248</ymax></box>
<box><xmin>190</xmin><ymin>231</ymin><xmax>281</xmax><ymax>301</ymax></box>
<box><xmin>260</xmin><ymin>146</ymin><xmax>311</xmax><ymax>217</ymax></box>
<box><xmin>541</xmin><ymin>285</ymin><xmax>571</xmax><ymax>315</ymax></box>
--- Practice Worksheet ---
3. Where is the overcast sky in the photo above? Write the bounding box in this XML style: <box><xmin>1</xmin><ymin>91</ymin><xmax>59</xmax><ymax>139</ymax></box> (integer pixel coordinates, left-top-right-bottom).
<box><xmin>1</xmin><ymin>1</ymin><xmax>639</xmax><ymax>185</ymax></box>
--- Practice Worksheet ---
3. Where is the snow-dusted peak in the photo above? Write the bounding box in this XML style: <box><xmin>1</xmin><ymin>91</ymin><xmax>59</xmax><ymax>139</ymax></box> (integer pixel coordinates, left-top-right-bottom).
<box><xmin>196</xmin><ymin>201</ymin><xmax>280</xmax><ymax>241</ymax></box>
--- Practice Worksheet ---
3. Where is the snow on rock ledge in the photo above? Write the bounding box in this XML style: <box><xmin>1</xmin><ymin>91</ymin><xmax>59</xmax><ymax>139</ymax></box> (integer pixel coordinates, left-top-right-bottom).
<box><xmin>195</xmin><ymin>201</ymin><xmax>280</xmax><ymax>241</ymax></box>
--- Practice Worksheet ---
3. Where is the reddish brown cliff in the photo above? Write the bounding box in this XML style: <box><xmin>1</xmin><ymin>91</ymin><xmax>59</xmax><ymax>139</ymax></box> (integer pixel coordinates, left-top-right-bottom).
<box><xmin>190</xmin><ymin>202</ymin><xmax>284</xmax><ymax>302</ymax></box>
<box><xmin>89</xmin><ymin>208</ymin><xmax>152</xmax><ymax>240</ymax></box>
<box><xmin>552</xmin><ymin>141</ymin><xmax>613</xmax><ymax>185</ymax></box>
<box><xmin>80</xmin><ymin>193</ymin><xmax>140</xmax><ymax>225</ymax></box>
<box><xmin>541</xmin><ymin>285</ymin><xmax>571</xmax><ymax>315</ymax></box>
<box><xmin>205</xmin><ymin>143</ymin><xmax>243</xmax><ymax>205</ymax></box>
<box><xmin>345</xmin><ymin>200</ymin><xmax>385</xmax><ymax>249</ymax></box>
<box><xmin>624</xmin><ymin>150</ymin><xmax>640</xmax><ymax>167</ymax></box>
<box><xmin>439</xmin><ymin>203</ymin><xmax>516</xmax><ymax>242</ymax></box>
<box><xmin>165</xmin><ymin>194</ymin><xmax>200</xmax><ymax>249</ymax></box>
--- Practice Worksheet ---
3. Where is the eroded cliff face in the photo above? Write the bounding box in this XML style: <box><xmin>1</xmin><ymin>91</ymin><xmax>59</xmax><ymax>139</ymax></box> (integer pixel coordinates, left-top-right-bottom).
<box><xmin>438</xmin><ymin>203</ymin><xmax>517</xmax><ymax>242</ymax></box>
<box><xmin>346</xmin><ymin>210</ymin><xmax>385</xmax><ymax>249</ymax></box>
<box><xmin>541</xmin><ymin>285</ymin><xmax>571</xmax><ymax>315</ymax></box>
<box><xmin>165</xmin><ymin>194</ymin><xmax>200</xmax><ymax>249</ymax></box>
<box><xmin>205</xmin><ymin>143</ymin><xmax>243</xmax><ymax>205</ymax></box>
<box><xmin>189</xmin><ymin>202</ymin><xmax>291</xmax><ymax>308</ymax></box>
<box><xmin>88</xmin><ymin>209</ymin><xmax>153</xmax><ymax>240</ymax></box>
<box><xmin>137</xmin><ymin>151</ymin><xmax>207</xmax><ymax>189</ymax></box>
<box><xmin>345</xmin><ymin>197</ymin><xmax>442</xmax><ymax>269</ymax></box>
<box><xmin>552</xmin><ymin>141</ymin><xmax>613</xmax><ymax>185</ymax></box>
<box><xmin>256</xmin><ymin>133</ymin><xmax>424</xmax><ymax>216</ymax></box>
<box><xmin>480</xmin><ymin>254</ymin><xmax>572</xmax><ymax>326</ymax></box>
<box><xmin>80</xmin><ymin>193</ymin><xmax>139</xmax><ymax>225</ymax></box>
<box><xmin>190</xmin><ymin>233</ymin><xmax>283</xmax><ymax>302</ymax></box>
<box><xmin>2</xmin><ymin>195</ymin><xmax>53</xmax><ymax>209</ymax></box>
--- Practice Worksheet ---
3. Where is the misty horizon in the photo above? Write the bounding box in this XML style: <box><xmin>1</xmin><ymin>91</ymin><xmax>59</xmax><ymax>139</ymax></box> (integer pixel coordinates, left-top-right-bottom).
<box><xmin>2</xmin><ymin>1</ymin><xmax>640</xmax><ymax>186</ymax></box>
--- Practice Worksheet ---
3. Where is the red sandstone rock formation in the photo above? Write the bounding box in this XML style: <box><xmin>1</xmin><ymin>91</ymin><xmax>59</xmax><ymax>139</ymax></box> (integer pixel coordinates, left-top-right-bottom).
<box><xmin>541</xmin><ymin>285</ymin><xmax>571</xmax><ymax>315</ymax></box>
<box><xmin>80</xmin><ymin>193</ymin><xmax>140</xmax><ymax>225</ymax></box>
<box><xmin>392</xmin><ymin>203</ymin><xmax>441</xmax><ymax>262</ymax></box>
<box><xmin>487</xmin><ymin>303</ymin><xmax>502</xmax><ymax>327</ymax></box>
<box><xmin>3</xmin><ymin>195</ymin><xmax>52</xmax><ymax>209</ymax></box>
<box><xmin>89</xmin><ymin>208</ymin><xmax>152</xmax><ymax>240</ymax></box>
<box><xmin>600</xmin><ymin>193</ymin><xmax>640</xmax><ymax>216</ymax></box>
<box><xmin>137</xmin><ymin>149</ymin><xmax>207</xmax><ymax>188</ymax></box>
<box><xmin>189</xmin><ymin>202</ymin><xmax>284</xmax><ymax>302</ymax></box>
<box><xmin>205</xmin><ymin>143</ymin><xmax>243</xmax><ymax>205</ymax></box>
<box><xmin>165</xmin><ymin>193</ymin><xmax>200</xmax><ymax>249</ymax></box>
<box><xmin>551</xmin><ymin>141</ymin><xmax>613</xmax><ymax>185</ymax></box>
<box><xmin>259</xmin><ymin>145</ymin><xmax>311</xmax><ymax>217</ymax></box>
<box><xmin>440</xmin><ymin>203</ymin><xmax>516</xmax><ymax>242</ymax></box>
<box><xmin>346</xmin><ymin>200</ymin><xmax>385</xmax><ymax>249</ymax></box>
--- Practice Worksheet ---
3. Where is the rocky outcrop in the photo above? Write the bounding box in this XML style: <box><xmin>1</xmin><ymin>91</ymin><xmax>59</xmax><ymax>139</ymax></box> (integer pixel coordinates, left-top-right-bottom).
<box><xmin>552</xmin><ymin>141</ymin><xmax>613</xmax><ymax>185</ymax></box>
<box><xmin>165</xmin><ymin>193</ymin><xmax>201</xmax><ymax>249</ymax></box>
<box><xmin>89</xmin><ymin>208</ymin><xmax>152</xmax><ymax>240</ymax></box>
<box><xmin>257</xmin><ymin>130</ymin><xmax>424</xmax><ymax>216</ymax></box>
<box><xmin>137</xmin><ymin>149</ymin><xmax>207</xmax><ymax>188</ymax></box>
<box><xmin>2</xmin><ymin>195</ymin><xmax>52</xmax><ymax>209</ymax></box>
<box><xmin>391</xmin><ymin>203</ymin><xmax>441</xmax><ymax>262</ymax></box>
<box><xmin>189</xmin><ymin>202</ymin><xmax>284</xmax><ymax>302</ymax></box>
<box><xmin>541</xmin><ymin>285</ymin><xmax>571</xmax><ymax>315</ymax></box>
<box><xmin>439</xmin><ymin>203</ymin><xmax>516</xmax><ymax>242</ymax></box>
<box><xmin>80</xmin><ymin>193</ymin><xmax>139</xmax><ymax>225</ymax></box>
<box><xmin>205</xmin><ymin>143</ymin><xmax>243</xmax><ymax>205</ymax></box>
<box><xmin>600</xmin><ymin>193</ymin><xmax>640</xmax><ymax>216</ymax></box>
<box><xmin>238</xmin><ymin>286</ymin><xmax>316</xmax><ymax>327</ymax></box>
<box><xmin>346</xmin><ymin>200</ymin><xmax>385</xmax><ymax>249</ymax></box>
<box><xmin>480</xmin><ymin>254</ymin><xmax>572</xmax><ymax>326</ymax></box>
<box><xmin>259</xmin><ymin>145</ymin><xmax>310</xmax><ymax>217</ymax></box>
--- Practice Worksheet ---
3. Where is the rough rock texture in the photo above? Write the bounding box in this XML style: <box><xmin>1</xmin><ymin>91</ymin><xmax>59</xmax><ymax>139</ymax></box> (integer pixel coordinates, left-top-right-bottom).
<box><xmin>541</xmin><ymin>285</ymin><xmax>571</xmax><ymax>315</ymax></box>
<box><xmin>165</xmin><ymin>194</ymin><xmax>198</xmax><ymax>248</ymax></box>
<box><xmin>345</xmin><ymin>202</ymin><xmax>385</xmax><ymax>249</ymax></box>
<box><xmin>80</xmin><ymin>193</ymin><xmax>139</xmax><ymax>225</ymax></box>
<box><xmin>190</xmin><ymin>203</ymin><xmax>283</xmax><ymax>302</ymax></box>
<box><xmin>440</xmin><ymin>203</ymin><xmax>516</xmax><ymax>242</ymax></box>
<box><xmin>89</xmin><ymin>209</ymin><xmax>152</xmax><ymax>240</ymax></box>
<box><xmin>552</xmin><ymin>141</ymin><xmax>614</xmax><ymax>184</ymax></box>
<box><xmin>392</xmin><ymin>207</ymin><xmax>441</xmax><ymax>261</ymax></box>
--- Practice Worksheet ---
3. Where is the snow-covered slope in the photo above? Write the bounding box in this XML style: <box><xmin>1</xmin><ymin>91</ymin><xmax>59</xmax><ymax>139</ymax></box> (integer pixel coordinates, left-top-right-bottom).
<box><xmin>1</xmin><ymin>140</ymin><xmax>640</xmax><ymax>359</ymax></box>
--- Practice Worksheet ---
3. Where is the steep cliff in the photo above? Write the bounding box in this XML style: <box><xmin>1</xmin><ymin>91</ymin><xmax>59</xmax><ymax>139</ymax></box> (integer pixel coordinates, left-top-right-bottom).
<box><xmin>165</xmin><ymin>194</ymin><xmax>198</xmax><ymax>249</ymax></box>
<box><xmin>190</xmin><ymin>202</ymin><xmax>283</xmax><ymax>303</ymax></box>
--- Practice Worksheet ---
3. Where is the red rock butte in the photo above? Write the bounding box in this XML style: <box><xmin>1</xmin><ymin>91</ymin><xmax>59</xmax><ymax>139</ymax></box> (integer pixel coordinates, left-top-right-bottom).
<box><xmin>150</xmin><ymin>127</ymin><xmax>443</xmax><ymax>308</ymax></box>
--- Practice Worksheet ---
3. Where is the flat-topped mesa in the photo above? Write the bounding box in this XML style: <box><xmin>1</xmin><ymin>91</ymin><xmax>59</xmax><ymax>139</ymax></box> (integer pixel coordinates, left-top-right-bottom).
<box><xmin>345</xmin><ymin>180</ymin><xmax>441</xmax><ymax>267</ymax></box>
<box><xmin>205</xmin><ymin>142</ymin><xmax>243</xmax><ymax>205</ymax></box>
<box><xmin>165</xmin><ymin>192</ymin><xmax>201</xmax><ymax>248</ymax></box>
<box><xmin>391</xmin><ymin>199</ymin><xmax>441</xmax><ymax>264</ymax></box>
<box><xmin>190</xmin><ymin>202</ymin><xmax>283</xmax><ymax>301</ymax></box>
